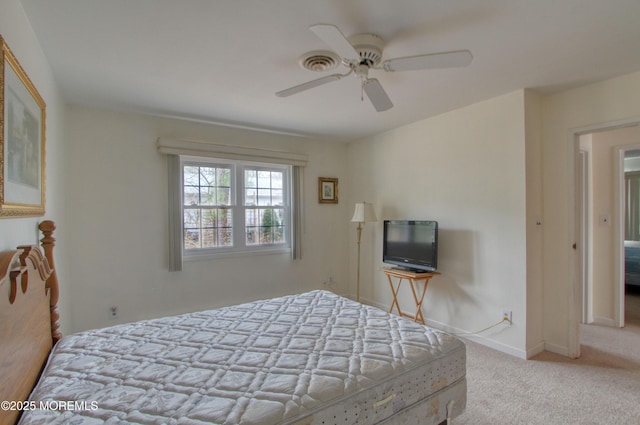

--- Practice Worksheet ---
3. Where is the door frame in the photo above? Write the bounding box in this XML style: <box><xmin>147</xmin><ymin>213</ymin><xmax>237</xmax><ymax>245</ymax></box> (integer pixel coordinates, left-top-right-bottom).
<box><xmin>569</xmin><ymin>117</ymin><xmax>640</xmax><ymax>357</ymax></box>
<box><xmin>578</xmin><ymin>149</ymin><xmax>591</xmax><ymax>324</ymax></box>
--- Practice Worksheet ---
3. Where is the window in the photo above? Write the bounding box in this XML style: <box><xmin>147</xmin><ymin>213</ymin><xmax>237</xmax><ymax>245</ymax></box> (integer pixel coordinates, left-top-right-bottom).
<box><xmin>181</xmin><ymin>157</ymin><xmax>291</xmax><ymax>256</ymax></box>
<box><xmin>243</xmin><ymin>167</ymin><xmax>287</xmax><ymax>246</ymax></box>
<box><xmin>183</xmin><ymin>162</ymin><xmax>233</xmax><ymax>249</ymax></box>
<box><xmin>158</xmin><ymin>137</ymin><xmax>307</xmax><ymax>271</ymax></box>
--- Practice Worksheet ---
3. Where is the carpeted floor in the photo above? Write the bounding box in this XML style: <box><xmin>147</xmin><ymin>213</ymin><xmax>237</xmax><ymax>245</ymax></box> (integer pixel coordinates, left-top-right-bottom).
<box><xmin>454</xmin><ymin>288</ymin><xmax>640</xmax><ymax>425</ymax></box>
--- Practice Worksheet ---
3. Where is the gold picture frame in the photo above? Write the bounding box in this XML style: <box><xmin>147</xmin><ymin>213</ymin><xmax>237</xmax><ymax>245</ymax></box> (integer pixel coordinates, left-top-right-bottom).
<box><xmin>318</xmin><ymin>177</ymin><xmax>338</xmax><ymax>204</ymax></box>
<box><xmin>1</xmin><ymin>36</ymin><xmax>46</xmax><ymax>218</ymax></box>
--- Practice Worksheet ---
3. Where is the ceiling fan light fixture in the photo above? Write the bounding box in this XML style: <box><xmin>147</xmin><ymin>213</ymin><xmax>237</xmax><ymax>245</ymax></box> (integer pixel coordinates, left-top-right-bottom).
<box><xmin>349</xmin><ymin>33</ymin><xmax>384</xmax><ymax>67</ymax></box>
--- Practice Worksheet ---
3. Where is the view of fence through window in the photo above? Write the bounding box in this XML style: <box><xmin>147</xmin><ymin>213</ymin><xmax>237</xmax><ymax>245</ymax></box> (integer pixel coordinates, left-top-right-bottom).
<box><xmin>183</xmin><ymin>163</ymin><xmax>286</xmax><ymax>250</ymax></box>
<box><xmin>183</xmin><ymin>165</ymin><xmax>232</xmax><ymax>249</ymax></box>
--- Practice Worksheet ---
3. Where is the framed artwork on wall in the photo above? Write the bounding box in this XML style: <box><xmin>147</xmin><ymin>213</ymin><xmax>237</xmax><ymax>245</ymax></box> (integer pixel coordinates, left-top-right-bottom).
<box><xmin>0</xmin><ymin>36</ymin><xmax>46</xmax><ymax>218</ymax></box>
<box><xmin>318</xmin><ymin>177</ymin><xmax>338</xmax><ymax>204</ymax></box>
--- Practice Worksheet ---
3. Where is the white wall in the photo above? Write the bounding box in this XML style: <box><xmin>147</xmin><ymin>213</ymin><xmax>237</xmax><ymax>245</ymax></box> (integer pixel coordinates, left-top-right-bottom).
<box><xmin>542</xmin><ymin>71</ymin><xmax>640</xmax><ymax>356</ymax></box>
<box><xmin>347</xmin><ymin>91</ymin><xmax>530</xmax><ymax>357</ymax></box>
<box><xmin>590</xmin><ymin>130</ymin><xmax>618</xmax><ymax>323</ymax></box>
<box><xmin>0</xmin><ymin>0</ymin><xmax>70</xmax><ymax>332</ymax></box>
<box><xmin>524</xmin><ymin>90</ymin><xmax>544</xmax><ymax>354</ymax></box>
<box><xmin>65</xmin><ymin>106</ymin><xmax>350</xmax><ymax>332</ymax></box>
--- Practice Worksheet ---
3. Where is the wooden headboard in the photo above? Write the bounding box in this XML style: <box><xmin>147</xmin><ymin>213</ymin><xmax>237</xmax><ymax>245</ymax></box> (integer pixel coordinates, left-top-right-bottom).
<box><xmin>0</xmin><ymin>221</ymin><xmax>60</xmax><ymax>425</ymax></box>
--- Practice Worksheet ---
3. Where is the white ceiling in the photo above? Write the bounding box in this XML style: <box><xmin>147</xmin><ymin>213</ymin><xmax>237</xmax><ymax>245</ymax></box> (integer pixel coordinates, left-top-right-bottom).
<box><xmin>21</xmin><ymin>0</ymin><xmax>640</xmax><ymax>142</ymax></box>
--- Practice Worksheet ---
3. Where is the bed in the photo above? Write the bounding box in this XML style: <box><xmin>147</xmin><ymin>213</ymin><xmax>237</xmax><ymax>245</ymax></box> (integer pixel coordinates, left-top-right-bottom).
<box><xmin>1</xmin><ymin>221</ymin><xmax>466</xmax><ymax>425</ymax></box>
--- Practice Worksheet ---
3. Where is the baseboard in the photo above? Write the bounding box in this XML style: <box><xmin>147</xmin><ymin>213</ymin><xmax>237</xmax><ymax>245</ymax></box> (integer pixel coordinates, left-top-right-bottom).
<box><xmin>359</xmin><ymin>296</ymin><xmax>385</xmax><ymax>310</ymax></box>
<box><xmin>525</xmin><ymin>341</ymin><xmax>545</xmax><ymax>359</ymax></box>
<box><xmin>360</xmin><ymin>296</ymin><xmax>531</xmax><ymax>359</ymax></box>
<box><xmin>423</xmin><ymin>318</ymin><xmax>528</xmax><ymax>359</ymax></box>
<box><xmin>592</xmin><ymin>316</ymin><xmax>616</xmax><ymax>327</ymax></box>
<box><xmin>544</xmin><ymin>341</ymin><xmax>570</xmax><ymax>357</ymax></box>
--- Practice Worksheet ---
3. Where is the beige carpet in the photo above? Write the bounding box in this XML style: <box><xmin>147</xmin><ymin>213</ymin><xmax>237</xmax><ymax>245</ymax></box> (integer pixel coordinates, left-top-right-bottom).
<box><xmin>455</xmin><ymin>290</ymin><xmax>640</xmax><ymax>424</ymax></box>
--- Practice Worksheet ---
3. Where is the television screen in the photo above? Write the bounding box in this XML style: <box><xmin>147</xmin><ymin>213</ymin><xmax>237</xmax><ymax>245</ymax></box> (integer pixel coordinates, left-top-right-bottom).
<box><xmin>383</xmin><ymin>220</ymin><xmax>438</xmax><ymax>272</ymax></box>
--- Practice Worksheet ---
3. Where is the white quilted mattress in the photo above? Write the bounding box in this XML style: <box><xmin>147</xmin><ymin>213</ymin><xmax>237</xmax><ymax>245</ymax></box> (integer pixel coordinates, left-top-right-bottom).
<box><xmin>20</xmin><ymin>290</ymin><xmax>466</xmax><ymax>425</ymax></box>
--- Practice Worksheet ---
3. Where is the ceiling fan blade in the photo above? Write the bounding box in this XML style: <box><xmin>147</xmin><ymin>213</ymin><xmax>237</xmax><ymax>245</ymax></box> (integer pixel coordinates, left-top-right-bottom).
<box><xmin>362</xmin><ymin>78</ymin><xmax>393</xmax><ymax>112</ymax></box>
<box><xmin>275</xmin><ymin>73</ymin><xmax>343</xmax><ymax>97</ymax></box>
<box><xmin>382</xmin><ymin>50</ymin><xmax>473</xmax><ymax>72</ymax></box>
<box><xmin>309</xmin><ymin>24</ymin><xmax>360</xmax><ymax>61</ymax></box>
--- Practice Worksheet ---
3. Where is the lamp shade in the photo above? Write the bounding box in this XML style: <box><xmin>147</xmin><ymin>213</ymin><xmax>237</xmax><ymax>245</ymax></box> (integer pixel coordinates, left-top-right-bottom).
<box><xmin>351</xmin><ymin>202</ymin><xmax>377</xmax><ymax>223</ymax></box>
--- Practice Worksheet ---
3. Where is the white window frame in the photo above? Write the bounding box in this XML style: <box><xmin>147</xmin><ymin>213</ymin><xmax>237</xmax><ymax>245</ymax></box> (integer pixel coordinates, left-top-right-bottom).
<box><xmin>159</xmin><ymin>137</ymin><xmax>307</xmax><ymax>271</ymax></box>
<box><xmin>241</xmin><ymin>163</ymin><xmax>291</xmax><ymax>250</ymax></box>
<box><xmin>182</xmin><ymin>156</ymin><xmax>292</xmax><ymax>259</ymax></box>
<box><xmin>182</xmin><ymin>158</ymin><xmax>236</xmax><ymax>255</ymax></box>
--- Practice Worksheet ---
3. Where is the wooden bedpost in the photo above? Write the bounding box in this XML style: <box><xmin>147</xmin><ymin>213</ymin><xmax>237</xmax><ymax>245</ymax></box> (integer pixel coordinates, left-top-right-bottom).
<box><xmin>39</xmin><ymin>220</ymin><xmax>62</xmax><ymax>344</ymax></box>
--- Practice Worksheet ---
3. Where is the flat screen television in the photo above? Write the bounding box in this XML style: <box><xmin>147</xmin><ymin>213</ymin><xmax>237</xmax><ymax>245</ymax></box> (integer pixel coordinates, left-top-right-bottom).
<box><xmin>383</xmin><ymin>220</ymin><xmax>438</xmax><ymax>272</ymax></box>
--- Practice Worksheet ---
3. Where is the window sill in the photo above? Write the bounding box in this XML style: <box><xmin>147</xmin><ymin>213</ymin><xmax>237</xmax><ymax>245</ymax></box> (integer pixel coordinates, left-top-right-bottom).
<box><xmin>184</xmin><ymin>247</ymin><xmax>292</xmax><ymax>262</ymax></box>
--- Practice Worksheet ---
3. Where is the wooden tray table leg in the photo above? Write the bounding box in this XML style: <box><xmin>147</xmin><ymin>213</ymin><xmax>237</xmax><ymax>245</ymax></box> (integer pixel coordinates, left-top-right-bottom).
<box><xmin>387</xmin><ymin>274</ymin><xmax>403</xmax><ymax>317</ymax></box>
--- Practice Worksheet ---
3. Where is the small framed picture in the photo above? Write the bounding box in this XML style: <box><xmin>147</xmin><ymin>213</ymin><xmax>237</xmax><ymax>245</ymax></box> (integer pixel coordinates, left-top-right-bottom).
<box><xmin>318</xmin><ymin>177</ymin><xmax>338</xmax><ymax>204</ymax></box>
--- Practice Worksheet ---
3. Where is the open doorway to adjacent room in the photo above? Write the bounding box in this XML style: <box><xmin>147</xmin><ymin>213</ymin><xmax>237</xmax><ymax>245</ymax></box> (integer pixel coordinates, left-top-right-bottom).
<box><xmin>576</xmin><ymin>123</ymin><xmax>640</xmax><ymax>342</ymax></box>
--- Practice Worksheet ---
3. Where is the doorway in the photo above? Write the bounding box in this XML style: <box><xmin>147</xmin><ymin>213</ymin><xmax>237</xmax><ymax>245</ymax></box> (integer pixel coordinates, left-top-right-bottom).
<box><xmin>575</xmin><ymin>123</ymin><xmax>640</xmax><ymax>344</ymax></box>
<box><xmin>618</xmin><ymin>147</ymin><xmax>640</xmax><ymax>327</ymax></box>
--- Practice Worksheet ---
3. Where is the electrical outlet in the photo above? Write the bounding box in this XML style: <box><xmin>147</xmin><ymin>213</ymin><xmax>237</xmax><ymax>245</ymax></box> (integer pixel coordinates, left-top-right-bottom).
<box><xmin>501</xmin><ymin>309</ymin><xmax>512</xmax><ymax>325</ymax></box>
<box><xmin>110</xmin><ymin>306</ymin><xmax>118</xmax><ymax>319</ymax></box>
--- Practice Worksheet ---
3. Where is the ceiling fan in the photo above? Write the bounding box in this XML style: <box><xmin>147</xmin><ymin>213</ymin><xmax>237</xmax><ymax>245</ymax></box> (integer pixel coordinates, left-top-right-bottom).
<box><xmin>276</xmin><ymin>24</ymin><xmax>473</xmax><ymax>112</ymax></box>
